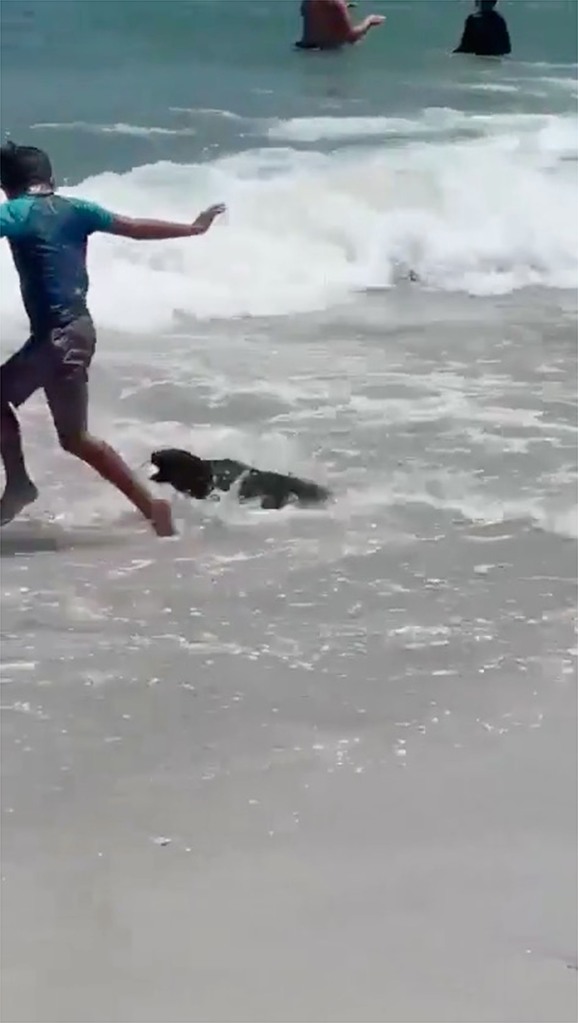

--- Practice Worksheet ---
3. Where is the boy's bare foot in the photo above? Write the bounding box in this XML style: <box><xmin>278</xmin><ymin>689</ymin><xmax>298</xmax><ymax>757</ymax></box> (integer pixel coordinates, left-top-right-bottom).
<box><xmin>149</xmin><ymin>498</ymin><xmax>175</xmax><ymax>537</ymax></box>
<box><xmin>0</xmin><ymin>480</ymin><xmax>39</xmax><ymax>527</ymax></box>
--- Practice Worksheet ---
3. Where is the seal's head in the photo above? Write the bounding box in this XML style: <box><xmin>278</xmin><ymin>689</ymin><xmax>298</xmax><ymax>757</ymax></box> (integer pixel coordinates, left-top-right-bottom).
<box><xmin>150</xmin><ymin>449</ymin><xmax>214</xmax><ymax>500</ymax></box>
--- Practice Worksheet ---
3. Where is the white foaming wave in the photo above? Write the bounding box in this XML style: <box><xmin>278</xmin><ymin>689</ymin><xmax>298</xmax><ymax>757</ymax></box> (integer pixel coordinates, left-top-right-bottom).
<box><xmin>267</xmin><ymin>108</ymin><xmax>571</xmax><ymax>143</ymax></box>
<box><xmin>536</xmin><ymin>77</ymin><xmax>578</xmax><ymax>94</ymax></box>
<box><xmin>169</xmin><ymin>107</ymin><xmax>245</xmax><ymax>121</ymax></box>
<box><xmin>464</xmin><ymin>77</ymin><xmax>577</xmax><ymax>98</ymax></box>
<box><xmin>537</xmin><ymin>507</ymin><xmax>578</xmax><ymax>540</ymax></box>
<box><xmin>463</xmin><ymin>83</ymin><xmax>521</xmax><ymax>95</ymax></box>
<box><xmin>341</xmin><ymin>476</ymin><xmax>578</xmax><ymax>541</ymax></box>
<box><xmin>1</xmin><ymin>113</ymin><xmax>577</xmax><ymax>330</ymax></box>
<box><xmin>268</xmin><ymin>115</ymin><xmax>423</xmax><ymax>142</ymax></box>
<box><xmin>32</xmin><ymin>122</ymin><xmax>197</xmax><ymax>137</ymax></box>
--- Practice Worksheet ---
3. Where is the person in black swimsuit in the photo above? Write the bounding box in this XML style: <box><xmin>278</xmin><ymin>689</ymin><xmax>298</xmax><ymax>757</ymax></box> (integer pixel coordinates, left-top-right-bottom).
<box><xmin>454</xmin><ymin>0</ymin><xmax>511</xmax><ymax>58</ymax></box>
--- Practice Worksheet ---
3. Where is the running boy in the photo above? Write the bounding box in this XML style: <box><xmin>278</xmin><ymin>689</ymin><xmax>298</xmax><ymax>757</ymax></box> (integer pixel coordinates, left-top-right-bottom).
<box><xmin>0</xmin><ymin>142</ymin><xmax>225</xmax><ymax>535</ymax></box>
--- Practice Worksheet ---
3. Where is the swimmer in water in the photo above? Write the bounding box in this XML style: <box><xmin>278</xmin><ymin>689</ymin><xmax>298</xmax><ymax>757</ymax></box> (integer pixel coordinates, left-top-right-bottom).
<box><xmin>296</xmin><ymin>0</ymin><xmax>385</xmax><ymax>51</ymax></box>
<box><xmin>453</xmin><ymin>0</ymin><xmax>511</xmax><ymax>58</ymax></box>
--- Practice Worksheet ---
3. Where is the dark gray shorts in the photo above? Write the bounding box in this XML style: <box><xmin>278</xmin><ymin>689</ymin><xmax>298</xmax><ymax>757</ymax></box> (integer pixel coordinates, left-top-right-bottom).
<box><xmin>1</xmin><ymin>316</ymin><xmax>96</xmax><ymax>440</ymax></box>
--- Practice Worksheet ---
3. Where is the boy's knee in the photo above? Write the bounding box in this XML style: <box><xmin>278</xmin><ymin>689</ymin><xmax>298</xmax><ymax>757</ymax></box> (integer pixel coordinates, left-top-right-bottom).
<box><xmin>58</xmin><ymin>430</ymin><xmax>86</xmax><ymax>456</ymax></box>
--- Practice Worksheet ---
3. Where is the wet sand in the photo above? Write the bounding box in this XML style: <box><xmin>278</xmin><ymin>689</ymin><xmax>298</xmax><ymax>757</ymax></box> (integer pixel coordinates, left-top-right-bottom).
<box><xmin>1</xmin><ymin>509</ymin><xmax>576</xmax><ymax>1022</ymax></box>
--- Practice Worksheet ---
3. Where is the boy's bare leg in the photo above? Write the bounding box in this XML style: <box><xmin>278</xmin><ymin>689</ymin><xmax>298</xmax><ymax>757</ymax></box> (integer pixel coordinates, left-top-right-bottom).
<box><xmin>62</xmin><ymin>432</ymin><xmax>174</xmax><ymax>537</ymax></box>
<box><xmin>0</xmin><ymin>403</ymin><xmax>39</xmax><ymax>526</ymax></box>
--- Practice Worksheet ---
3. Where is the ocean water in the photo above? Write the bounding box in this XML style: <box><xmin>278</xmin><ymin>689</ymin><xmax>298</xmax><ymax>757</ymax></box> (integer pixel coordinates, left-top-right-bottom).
<box><xmin>1</xmin><ymin>3</ymin><xmax>577</xmax><ymax>1022</ymax></box>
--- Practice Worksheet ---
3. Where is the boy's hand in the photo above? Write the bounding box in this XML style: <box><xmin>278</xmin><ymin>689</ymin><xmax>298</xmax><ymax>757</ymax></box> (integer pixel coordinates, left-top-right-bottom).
<box><xmin>191</xmin><ymin>203</ymin><xmax>226</xmax><ymax>235</ymax></box>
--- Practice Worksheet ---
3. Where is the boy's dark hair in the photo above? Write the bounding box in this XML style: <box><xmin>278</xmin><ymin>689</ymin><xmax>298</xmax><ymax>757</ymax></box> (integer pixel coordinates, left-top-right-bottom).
<box><xmin>0</xmin><ymin>141</ymin><xmax>54</xmax><ymax>194</ymax></box>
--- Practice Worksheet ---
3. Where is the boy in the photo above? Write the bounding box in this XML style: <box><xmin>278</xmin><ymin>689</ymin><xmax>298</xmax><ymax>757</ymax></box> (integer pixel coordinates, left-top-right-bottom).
<box><xmin>0</xmin><ymin>142</ymin><xmax>225</xmax><ymax>535</ymax></box>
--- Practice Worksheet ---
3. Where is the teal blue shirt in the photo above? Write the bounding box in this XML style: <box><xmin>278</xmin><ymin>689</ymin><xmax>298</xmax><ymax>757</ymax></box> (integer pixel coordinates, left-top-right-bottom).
<box><xmin>0</xmin><ymin>193</ymin><xmax>115</xmax><ymax>337</ymax></box>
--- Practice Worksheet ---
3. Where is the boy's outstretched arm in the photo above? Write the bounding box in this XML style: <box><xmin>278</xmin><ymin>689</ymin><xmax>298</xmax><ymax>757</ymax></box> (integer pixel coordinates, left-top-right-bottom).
<box><xmin>110</xmin><ymin>203</ymin><xmax>226</xmax><ymax>240</ymax></box>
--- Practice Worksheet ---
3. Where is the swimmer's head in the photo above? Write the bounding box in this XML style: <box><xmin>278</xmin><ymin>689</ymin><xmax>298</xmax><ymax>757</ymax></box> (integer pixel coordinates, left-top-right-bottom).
<box><xmin>475</xmin><ymin>0</ymin><xmax>498</xmax><ymax>10</ymax></box>
<box><xmin>0</xmin><ymin>142</ymin><xmax>54</xmax><ymax>197</ymax></box>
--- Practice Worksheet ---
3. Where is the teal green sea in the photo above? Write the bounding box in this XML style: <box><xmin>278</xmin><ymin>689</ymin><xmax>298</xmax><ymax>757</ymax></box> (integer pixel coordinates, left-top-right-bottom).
<box><xmin>1</xmin><ymin>0</ymin><xmax>577</xmax><ymax>179</ymax></box>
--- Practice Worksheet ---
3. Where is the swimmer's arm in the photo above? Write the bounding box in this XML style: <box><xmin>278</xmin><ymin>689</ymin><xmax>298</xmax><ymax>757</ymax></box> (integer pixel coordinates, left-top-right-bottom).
<box><xmin>330</xmin><ymin>0</ymin><xmax>385</xmax><ymax>43</ymax></box>
<box><xmin>109</xmin><ymin>204</ymin><xmax>226</xmax><ymax>240</ymax></box>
